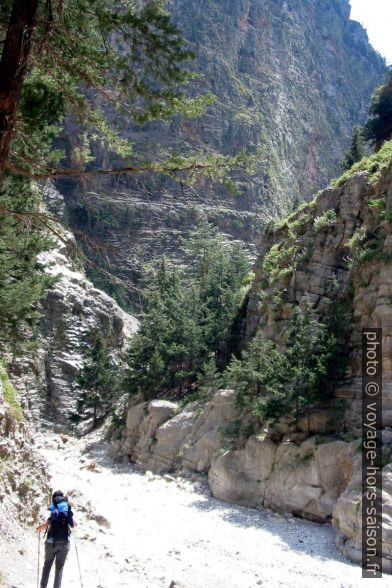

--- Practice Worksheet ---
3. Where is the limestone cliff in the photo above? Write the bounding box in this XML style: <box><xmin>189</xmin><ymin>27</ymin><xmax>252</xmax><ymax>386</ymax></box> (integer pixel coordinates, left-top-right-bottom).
<box><xmin>7</xmin><ymin>190</ymin><xmax>138</xmax><ymax>431</ymax></box>
<box><xmin>59</xmin><ymin>0</ymin><xmax>386</xmax><ymax>304</ymax></box>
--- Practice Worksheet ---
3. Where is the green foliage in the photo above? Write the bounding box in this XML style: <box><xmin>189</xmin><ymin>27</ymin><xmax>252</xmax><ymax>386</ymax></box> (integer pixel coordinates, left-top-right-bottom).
<box><xmin>0</xmin><ymin>0</ymin><xmax>251</xmax><ymax>187</ymax></box>
<box><xmin>262</xmin><ymin>241</ymin><xmax>298</xmax><ymax>287</ymax></box>
<box><xmin>364</xmin><ymin>71</ymin><xmax>392</xmax><ymax>150</ymax></box>
<box><xmin>332</xmin><ymin>139</ymin><xmax>392</xmax><ymax>187</ymax></box>
<box><xmin>368</xmin><ymin>197</ymin><xmax>386</xmax><ymax>213</ymax></box>
<box><xmin>357</xmin><ymin>242</ymin><xmax>392</xmax><ymax>264</ymax></box>
<box><xmin>273</xmin><ymin>199</ymin><xmax>316</xmax><ymax>232</ymax></box>
<box><xmin>220</xmin><ymin>419</ymin><xmax>256</xmax><ymax>450</ymax></box>
<box><xmin>345</xmin><ymin>223</ymin><xmax>392</xmax><ymax>266</ymax></box>
<box><xmin>0</xmin><ymin>177</ymin><xmax>55</xmax><ymax>342</ymax></box>
<box><xmin>125</xmin><ymin>222</ymin><xmax>250</xmax><ymax>400</ymax></box>
<box><xmin>367</xmin><ymin>197</ymin><xmax>392</xmax><ymax>223</ymax></box>
<box><xmin>0</xmin><ymin>364</ymin><xmax>24</xmax><ymax>421</ymax></box>
<box><xmin>314</xmin><ymin>209</ymin><xmax>338</xmax><ymax>232</ymax></box>
<box><xmin>345</xmin><ymin>227</ymin><xmax>368</xmax><ymax>260</ymax></box>
<box><xmin>382</xmin><ymin>209</ymin><xmax>392</xmax><ymax>221</ymax></box>
<box><xmin>225</xmin><ymin>294</ymin><xmax>350</xmax><ymax>424</ymax></box>
<box><xmin>319</xmin><ymin>276</ymin><xmax>352</xmax><ymax>395</ymax></box>
<box><xmin>195</xmin><ymin>357</ymin><xmax>223</xmax><ymax>402</ymax></box>
<box><xmin>289</xmin><ymin>213</ymin><xmax>312</xmax><ymax>235</ymax></box>
<box><xmin>224</xmin><ymin>330</ymin><xmax>285</xmax><ymax>415</ymax></box>
<box><xmin>72</xmin><ymin>332</ymin><xmax>122</xmax><ymax>427</ymax></box>
<box><xmin>342</xmin><ymin>128</ymin><xmax>364</xmax><ymax>171</ymax></box>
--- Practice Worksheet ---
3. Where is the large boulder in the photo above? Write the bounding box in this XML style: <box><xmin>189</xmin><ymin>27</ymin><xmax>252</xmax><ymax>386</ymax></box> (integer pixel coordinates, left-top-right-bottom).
<box><xmin>147</xmin><ymin>403</ymin><xmax>198</xmax><ymax>472</ymax></box>
<box><xmin>209</xmin><ymin>434</ymin><xmax>355</xmax><ymax>522</ymax></box>
<box><xmin>263</xmin><ymin>439</ymin><xmax>354</xmax><ymax>522</ymax></box>
<box><xmin>131</xmin><ymin>400</ymin><xmax>178</xmax><ymax>466</ymax></box>
<box><xmin>122</xmin><ymin>403</ymin><xmax>147</xmax><ymax>455</ymax></box>
<box><xmin>209</xmin><ymin>436</ymin><xmax>277</xmax><ymax>507</ymax></box>
<box><xmin>181</xmin><ymin>390</ymin><xmax>241</xmax><ymax>472</ymax></box>
<box><xmin>333</xmin><ymin>460</ymin><xmax>392</xmax><ymax>573</ymax></box>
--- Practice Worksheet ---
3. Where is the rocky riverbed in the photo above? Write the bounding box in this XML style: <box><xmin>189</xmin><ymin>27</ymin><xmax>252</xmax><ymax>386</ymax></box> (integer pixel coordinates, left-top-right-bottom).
<box><xmin>0</xmin><ymin>430</ymin><xmax>384</xmax><ymax>588</ymax></box>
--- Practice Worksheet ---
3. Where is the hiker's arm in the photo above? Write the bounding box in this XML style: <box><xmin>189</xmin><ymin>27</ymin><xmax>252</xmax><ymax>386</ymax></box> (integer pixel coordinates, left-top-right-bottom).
<box><xmin>36</xmin><ymin>519</ymin><xmax>49</xmax><ymax>533</ymax></box>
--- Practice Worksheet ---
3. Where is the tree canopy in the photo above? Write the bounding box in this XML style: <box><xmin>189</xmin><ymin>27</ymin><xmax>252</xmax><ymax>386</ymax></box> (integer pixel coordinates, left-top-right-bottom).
<box><xmin>125</xmin><ymin>222</ymin><xmax>252</xmax><ymax>401</ymax></box>
<box><xmin>364</xmin><ymin>70</ymin><xmax>392</xmax><ymax>151</ymax></box>
<box><xmin>0</xmin><ymin>0</ymin><xmax>250</xmax><ymax>186</ymax></box>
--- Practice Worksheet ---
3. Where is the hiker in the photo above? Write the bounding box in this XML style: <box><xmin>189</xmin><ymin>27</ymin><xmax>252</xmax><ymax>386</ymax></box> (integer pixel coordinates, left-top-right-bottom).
<box><xmin>36</xmin><ymin>490</ymin><xmax>76</xmax><ymax>588</ymax></box>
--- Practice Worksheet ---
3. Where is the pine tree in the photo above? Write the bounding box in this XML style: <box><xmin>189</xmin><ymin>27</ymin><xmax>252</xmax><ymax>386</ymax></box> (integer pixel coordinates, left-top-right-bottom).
<box><xmin>224</xmin><ymin>298</ymin><xmax>338</xmax><ymax>426</ymax></box>
<box><xmin>126</xmin><ymin>259</ymin><xmax>204</xmax><ymax>399</ymax></box>
<box><xmin>75</xmin><ymin>332</ymin><xmax>120</xmax><ymax>427</ymax></box>
<box><xmin>196</xmin><ymin>356</ymin><xmax>223</xmax><ymax>401</ymax></box>
<box><xmin>0</xmin><ymin>1</ymin><xmax>251</xmax><ymax>190</ymax></box>
<box><xmin>0</xmin><ymin>2</ymin><xmax>253</xmax><ymax>351</ymax></box>
<box><xmin>284</xmin><ymin>299</ymin><xmax>335</xmax><ymax>425</ymax></box>
<box><xmin>342</xmin><ymin>127</ymin><xmax>364</xmax><ymax>171</ymax></box>
<box><xmin>0</xmin><ymin>0</ymin><xmax>210</xmax><ymax>184</ymax></box>
<box><xmin>184</xmin><ymin>221</ymin><xmax>251</xmax><ymax>358</ymax></box>
<box><xmin>224</xmin><ymin>330</ymin><xmax>285</xmax><ymax>414</ymax></box>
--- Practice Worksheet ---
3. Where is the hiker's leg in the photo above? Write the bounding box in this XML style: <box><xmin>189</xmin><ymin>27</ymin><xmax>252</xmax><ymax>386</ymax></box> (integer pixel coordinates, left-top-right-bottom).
<box><xmin>40</xmin><ymin>542</ymin><xmax>56</xmax><ymax>588</ymax></box>
<box><xmin>53</xmin><ymin>542</ymin><xmax>70</xmax><ymax>588</ymax></box>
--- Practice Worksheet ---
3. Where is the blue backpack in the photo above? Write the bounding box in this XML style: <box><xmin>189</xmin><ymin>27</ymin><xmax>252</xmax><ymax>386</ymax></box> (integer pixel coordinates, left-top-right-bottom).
<box><xmin>48</xmin><ymin>496</ymin><xmax>72</xmax><ymax>541</ymax></box>
<box><xmin>50</xmin><ymin>499</ymin><xmax>69</xmax><ymax>518</ymax></box>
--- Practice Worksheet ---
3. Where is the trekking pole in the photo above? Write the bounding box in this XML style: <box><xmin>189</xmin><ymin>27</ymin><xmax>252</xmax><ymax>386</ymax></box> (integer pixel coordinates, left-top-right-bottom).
<box><xmin>73</xmin><ymin>532</ymin><xmax>84</xmax><ymax>588</ymax></box>
<box><xmin>37</xmin><ymin>532</ymin><xmax>41</xmax><ymax>588</ymax></box>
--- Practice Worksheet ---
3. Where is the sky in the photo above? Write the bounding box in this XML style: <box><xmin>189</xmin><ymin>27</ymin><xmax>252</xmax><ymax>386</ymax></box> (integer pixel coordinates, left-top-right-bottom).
<box><xmin>350</xmin><ymin>0</ymin><xmax>392</xmax><ymax>64</ymax></box>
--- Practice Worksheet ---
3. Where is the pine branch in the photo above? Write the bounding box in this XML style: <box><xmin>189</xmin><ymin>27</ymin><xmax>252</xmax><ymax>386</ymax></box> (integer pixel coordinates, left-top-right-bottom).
<box><xmin>6</xmin><ymin>160</ymin><xmax>215</xmax><ymax>180</ymax></box>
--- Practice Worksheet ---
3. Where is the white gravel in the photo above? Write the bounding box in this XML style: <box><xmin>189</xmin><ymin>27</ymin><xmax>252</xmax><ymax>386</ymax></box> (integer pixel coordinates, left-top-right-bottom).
<box><xmin>1</xmin><ymin>431</ymin><xmax>390</xmax><ymax>588</ymax></box>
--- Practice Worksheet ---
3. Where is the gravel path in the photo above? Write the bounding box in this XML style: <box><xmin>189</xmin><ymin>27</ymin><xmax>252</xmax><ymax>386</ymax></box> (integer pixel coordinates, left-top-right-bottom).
<box><xmin>2</xmin><ymin>431</ymin><xmax>389</xmax><ymax>588</ymax></box>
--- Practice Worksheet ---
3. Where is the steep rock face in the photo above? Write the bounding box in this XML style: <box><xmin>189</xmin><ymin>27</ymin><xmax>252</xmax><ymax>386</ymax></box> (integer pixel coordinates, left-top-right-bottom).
<box><xmin>243</xmin><ymin>165</ymin><xmax>392</xmax><ymax>429</ymax></box>
<box><xmin>60</xmin><ymin>0</ymin><xmax>386</xmax><ymax>303</ymax></box>
<box><xmin>0</xmin><ymin>376</ymin><xmax>49</xmax><ymax>540</ymax></box>
<box><xmin>333</xmin><ymin>456</ymin><xmax>392</xmax><ymax>569</ymax></box>
<box><xmin>238</xmin><ymin>156</ymin><xmax>392</xmax><ymax>568</ymax></box>
<box><xmin>9</xmin><ymin>228</ymin><xmax>138</xmax><ymax>430</ymax></box>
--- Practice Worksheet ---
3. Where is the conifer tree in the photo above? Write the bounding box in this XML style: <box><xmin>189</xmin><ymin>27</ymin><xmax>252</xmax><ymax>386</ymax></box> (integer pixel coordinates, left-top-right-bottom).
<box><xmin>75</xmin><ymin>332</ymin><xmax>120</xmax><ymax>427</ymax></box>
<box><xmin>224</xmin><ymin>330</ymin><xmax>285</xmax><ymax>413</ymax></box>
<box><xmin>342</xmin><ymin>127</ymin><xmax>364</xmax><ymax>171</ymax></box>
<box><xmin>0</xmin><ymin>177</ymin><xmax>54</xmax><ymax>342</ymax></box>
<box><xmin>126</xmin><ymin>259</ymin><xmax>204</xmax><ymax>399</ymax></box>
<box><xmin>225</xmin><ymin>298</ymin><xmax>339</xmax><ymax>425</ymax></box>
<box><xmin>0</xmin><ymin>2</ymin><xmax>248</xmax><ymax>343</ymax></box>
<box><xmin>125</xmin><ymin>224</ymin><xmax>250</xmax><ymax>400</ymax></box>
<box><xmin>284</xmin><ymin>299</ymin><xmax>335</xmax><ymax>424</ymax></box>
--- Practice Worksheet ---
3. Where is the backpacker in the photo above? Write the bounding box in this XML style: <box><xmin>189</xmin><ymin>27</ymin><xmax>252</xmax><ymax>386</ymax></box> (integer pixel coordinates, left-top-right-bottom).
<box><xmin>47</xmin><ymin>496</ymin><xmax>72</xmax><ymax>542</ymax></box>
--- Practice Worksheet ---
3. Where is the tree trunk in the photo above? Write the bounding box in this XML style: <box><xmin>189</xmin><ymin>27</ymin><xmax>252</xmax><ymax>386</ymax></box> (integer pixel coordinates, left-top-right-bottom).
<box><xmin>0</xmin><ymin>0</ymin><xmax>39</xmax><ymax>183</ymax></box>
<box><xmin>93</xmin><ymin>393</ymin><xmax>98</xmax><ymax>427</ymax></box>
